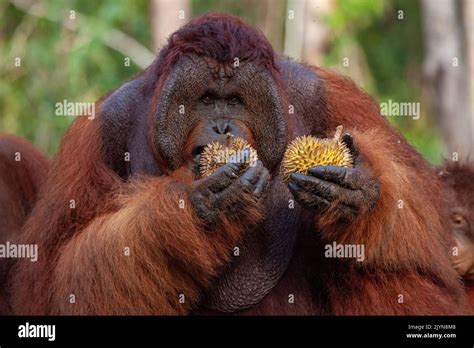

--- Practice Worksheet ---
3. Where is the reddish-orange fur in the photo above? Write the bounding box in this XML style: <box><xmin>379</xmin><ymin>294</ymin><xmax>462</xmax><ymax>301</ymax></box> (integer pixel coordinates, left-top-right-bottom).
<box><xmin>9</xmin><ymin>118</ymin><xmax>263</xmax><ymax>314</ymax></box>
<box><xmin>440</xmin><ymin>161</ymin><xmax>474</xmax><ymax>314</ymax></box>
<box><xmin>465</xmin><ymin>280</ymin><xmax>474</xmax><ymax>315</ymax></box>
<box><xmin>6</xmin><ymin>14</ymin><xmax>464</xmax><ymax>315</ymax></box>
<box><xmin>0</xmin><ymin>134</ymin><xmax>48</xmax><ymax>313</ymax></box>
<box><xmin>309</xmin><ymin>69</ymin><xmax>464</xmax><ymax>314</ymax></box>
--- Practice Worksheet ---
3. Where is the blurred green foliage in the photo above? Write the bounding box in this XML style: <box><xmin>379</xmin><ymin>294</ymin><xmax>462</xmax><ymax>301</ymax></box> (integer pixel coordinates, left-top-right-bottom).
<box><xmin>324</xmin><ymin>0</ymin><xmax>442</xmax><ymax>163</ymax></box>
<box><xmin>0</xmin><ymin>0</ymin><xmax>443</xmax><ymax>163</ymax></box>
<box><xmin>0</xmin><ymin>0</ymin><xmax>148</xmax><ymax>153</ymax></box>
<box><xmin>193</xmin><ymin>0</ymin><xmax>257</xmax><ymax>20</ymax></box>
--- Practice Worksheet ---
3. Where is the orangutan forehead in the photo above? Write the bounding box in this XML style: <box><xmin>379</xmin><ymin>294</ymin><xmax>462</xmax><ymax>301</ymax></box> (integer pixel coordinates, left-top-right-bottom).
<box><xmin>192</xmin><ymin>55</ymin><xmax>271</xmax><ymax>83</ymax></box>
<box><xmin>161</xmin><ymin>54</ymin><xmax>272</xmax><ymax>102</ymax></box>
<box><xmin>203</xmin><ymin>57</ymin><xmax>238</xmax><ymax>79</ymax></box>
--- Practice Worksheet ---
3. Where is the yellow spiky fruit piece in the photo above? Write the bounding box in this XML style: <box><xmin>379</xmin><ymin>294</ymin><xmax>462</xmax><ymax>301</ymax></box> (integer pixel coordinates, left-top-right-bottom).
<box><xmin>199</xmin><ymin>135</ymin><xmax>258</xmax><ymax>178</ymax></box>
<box><xmin>280</xmin><ymin>125</ymin><xmax>353</xmax><ymax>183</ymax></box>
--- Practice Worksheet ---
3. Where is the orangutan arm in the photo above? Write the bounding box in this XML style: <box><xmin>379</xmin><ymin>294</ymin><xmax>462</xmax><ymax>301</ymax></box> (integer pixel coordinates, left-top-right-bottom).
<box><xmin>50</xmin><ymin>164</ymin><xmax>265</xmax><ymax>315</ymax></box>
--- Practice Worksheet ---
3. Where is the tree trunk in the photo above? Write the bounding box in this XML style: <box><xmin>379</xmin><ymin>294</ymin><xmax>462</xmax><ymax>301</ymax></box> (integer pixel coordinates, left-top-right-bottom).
<box><xmin>257</xmin><ymin>0</ymin><xmax>286</xmax><ymax>54</ymax></box>
<box><xmin>284</xmin><ymin>0</ymin><xmax>306</xmax><ymax>60</ymax></box>
<box><xmin>150</xmin><ymin>0</ymin><xmax>190</xmax><ymax>53</ymax></box>
<box><xmin>463</xmin><ymin>0</ymin><xmax>474</xmax><ymax>151</ymax></box>
<box><xmin>421</xmin><ymin>0</ymin><xmax>473</xmax><ymax>158</ymax></box>
<box><xmin>303</xmin><ymin>0</ymin><xmax>334</xmax><ymax>66</ymax></box>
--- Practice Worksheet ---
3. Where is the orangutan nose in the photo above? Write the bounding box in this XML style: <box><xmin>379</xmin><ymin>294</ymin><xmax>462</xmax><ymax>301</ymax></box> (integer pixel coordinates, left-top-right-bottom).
<box><xmin>191</xmin><ymin>119</ymin><xmax>252</xmax><ymax>159</ymax></box>
<box><xmin>212</xmin><ymin>119</ymin><xmax>231</xmax><ymax>135</ymax></box>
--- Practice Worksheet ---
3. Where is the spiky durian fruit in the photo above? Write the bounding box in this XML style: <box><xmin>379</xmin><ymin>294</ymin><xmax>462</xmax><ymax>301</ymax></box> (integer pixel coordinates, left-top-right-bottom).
<box><xmin>199</xmin><ymin>135</ymin><xmax>258</xmax><ymax>178</ymax></box>
<box><xmin>280</xmin><ymin>125</ymin><xmax>353</xmax><ymax>183</ymax></box>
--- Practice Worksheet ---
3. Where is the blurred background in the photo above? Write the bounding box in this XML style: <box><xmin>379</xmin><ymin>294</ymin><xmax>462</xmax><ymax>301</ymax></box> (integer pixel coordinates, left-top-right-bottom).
<box><xmin>0</xmin><ymin>0</ymin><xmax>472</xmax><ymax>163</ymax></box>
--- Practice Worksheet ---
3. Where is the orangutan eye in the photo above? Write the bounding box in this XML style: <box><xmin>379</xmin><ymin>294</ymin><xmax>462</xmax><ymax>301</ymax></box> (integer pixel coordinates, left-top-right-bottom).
<box><xmin>228</xmin><ymin>96</ymin><xmax>241</xmax><ymax>105</ymax></box>
<box><xmin>451</xmin><ymin>213</ymin><xmax>467</xmax><ymax>227</ymax></box>
<box><xmin>201</xmin><ymin>94</ymin><xmax>214</xmax><ymax>105</ymax></box>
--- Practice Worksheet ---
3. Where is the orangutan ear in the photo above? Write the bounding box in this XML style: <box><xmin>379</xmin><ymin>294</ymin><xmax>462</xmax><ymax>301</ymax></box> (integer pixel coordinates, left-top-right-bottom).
<box><xmin>98</xmin><ymin>74</ymin><xmax>161</xmax><ymax>178</ymax></box>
